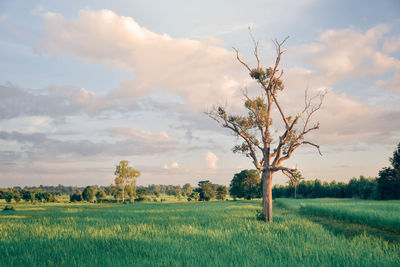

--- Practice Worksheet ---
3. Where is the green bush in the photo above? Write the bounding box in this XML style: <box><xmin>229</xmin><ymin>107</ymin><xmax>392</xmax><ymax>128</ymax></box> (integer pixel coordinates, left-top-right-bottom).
<box><xmin>3</xmin><ymin>205</ymin><xmax>15</xmax><ymax>211</ymax></box>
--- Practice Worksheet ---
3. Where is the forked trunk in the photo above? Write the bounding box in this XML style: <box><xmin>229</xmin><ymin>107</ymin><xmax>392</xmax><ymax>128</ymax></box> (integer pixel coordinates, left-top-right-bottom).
<box><xmin>262</xmin><ymin>170</ymin><xmax>273</xmax><ymax>222</ymax></box>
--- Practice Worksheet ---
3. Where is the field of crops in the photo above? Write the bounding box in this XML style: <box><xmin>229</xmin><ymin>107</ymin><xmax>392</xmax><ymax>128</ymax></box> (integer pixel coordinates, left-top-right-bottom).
<box><xmin>0</xmin><ymin>200</ymin><xmax>399</xmax><ymax>266</ymax></box>
<box><xmin>275</xmin><ymin>198</ymin><xmax>400</xmax><ymax>233</ymax></box>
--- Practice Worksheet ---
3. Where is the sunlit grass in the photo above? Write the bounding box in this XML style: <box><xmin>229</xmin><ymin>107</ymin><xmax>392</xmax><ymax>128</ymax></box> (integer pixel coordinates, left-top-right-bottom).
<box><xmin>0</xmin><ymin>201</ymin><xmax>399</xmax><ymax>266</ymax></box>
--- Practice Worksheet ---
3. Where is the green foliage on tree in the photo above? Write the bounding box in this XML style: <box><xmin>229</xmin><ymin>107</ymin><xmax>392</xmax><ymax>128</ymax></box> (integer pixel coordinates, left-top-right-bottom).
<box><xmin>216</xmin><ymin>185</ymin><xmax>228</xmax><ymax>200</ymax></box>
<box><xmin>197</xmin><ymin>180</ymin><xmax>216</xmax><ymax>201</ymax></box>
<box><xmin>13</xmin><ymin>191</ymin><xmax>22</xmax><ymax>203</ymax></box>
<box><xmin>273</xmin><ymin>176</ymin><xmax>377</xmax><ymax>199</ymax></box>
<box><xmin>377</xmin><ymin>143</ymin><xmax>400</xmax><ymax>199</ymax></box>
<box><xmin>82</xmin><ymin>186</ymin><xmax>96</xmax><ymax>202</ymax></box>
<box><xmin>189</xmin><ymin>191</ymin><xmax>200</xmax><ymax>201</ymax></box>
<box><xmin>5</xmin><ymin>193</ymin><xmax>13</xmax><ymax>203</ymax></box>
<box><xmin>70</xmin><ymin>193</ymin><xmax>82</xmax><ymax>202</ymax></box>
<box><xmin>230</xmin><ymin>170</ymin><xmax>261</xmax><ymax>200</ymax></box>
<box><xmin>114</xmin><ymin>160</ymin><xmax>140</xmax><ymax>203</ymax></box>
<box><xmin>95</xmin><ymin>190</ymin><xmax>107</xmax><ymax>203</ymax></box>
<box><xmin>182</xmin><ymin>183</ymin><xmax>193</xmax><ymax>196</ymax></box>
<box><xmin>22</xmin><ymin>190</ymin><xmax>35</xmax><ymax>203</ymax></box>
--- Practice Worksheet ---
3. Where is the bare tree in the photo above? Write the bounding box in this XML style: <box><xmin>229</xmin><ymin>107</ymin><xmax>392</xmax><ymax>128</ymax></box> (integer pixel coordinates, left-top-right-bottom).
<box><xmin>206</xmin><ymin>34</ymin><xmax>325</xmax><ymax>222</ymax></box>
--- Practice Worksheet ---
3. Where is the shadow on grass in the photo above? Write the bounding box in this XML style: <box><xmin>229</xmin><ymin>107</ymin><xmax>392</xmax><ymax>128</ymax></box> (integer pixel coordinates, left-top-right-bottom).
<box><xmin>305</xmin><ymin>215</ymin><xmax>400</xmax><ymax>243</ymax></box>
<box><xmin>274</xmin><ymin>203</ymin><xmax>400</xmax><ymax>243</ymax></box>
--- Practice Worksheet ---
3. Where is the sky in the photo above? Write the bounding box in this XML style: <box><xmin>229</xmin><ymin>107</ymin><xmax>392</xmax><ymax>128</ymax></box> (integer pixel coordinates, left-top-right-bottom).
<box><xmin>0</xmin><ymin>0</ymin><xmax>399</xmax><ymax>187</ymax></box>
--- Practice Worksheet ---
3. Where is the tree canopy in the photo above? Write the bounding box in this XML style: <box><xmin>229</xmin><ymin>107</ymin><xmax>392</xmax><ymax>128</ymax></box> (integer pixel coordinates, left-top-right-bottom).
<box><xmin>377</xmin><ymin>143</ymin><xmax>400</xmax><ymax>199</ymax></box>
<box><xmin>114</xmin><ymin>160</ymin><xmax>141</xmax><ymax>202</ymax></box>
<box><xmin>230</xmin><ymin>170</ymin><xmax>261</xmax><ymax>200</ymax></box>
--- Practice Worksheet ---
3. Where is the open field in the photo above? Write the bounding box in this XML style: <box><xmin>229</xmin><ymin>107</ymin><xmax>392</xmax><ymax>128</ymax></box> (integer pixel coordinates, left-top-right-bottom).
<box><xmin>275</xmin><ymin>198</ymin><xmax>400</xmax><ymax>233</ymax></box>
<box><xmin>1</xmin><ymin>200</ymin><xmax>399</xmax><ymax>266</ymax></box>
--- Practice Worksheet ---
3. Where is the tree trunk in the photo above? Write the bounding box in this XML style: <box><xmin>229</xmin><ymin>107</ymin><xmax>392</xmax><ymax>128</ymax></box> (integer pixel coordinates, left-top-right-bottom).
<box><xmin>122</xmin><ymin>187</ymin><xmax>125</xmax><ymax>203</ymax></box>
<box><xmin>294</xmin><ymin>184</ymin><xmax>297</xmax><ymax>199</ymax></box>
<box><xmin>262</xmin><ymin>170</ymin><xmax>273</xmax><ymax>222</ymax></box>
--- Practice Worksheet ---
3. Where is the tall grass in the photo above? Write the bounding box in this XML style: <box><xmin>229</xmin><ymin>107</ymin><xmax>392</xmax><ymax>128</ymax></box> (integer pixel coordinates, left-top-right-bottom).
<box><xmin>0</xmin><ymin>201</ymin><xmax>399</xmax><ymax>266</ymax></box>
<box><xmin>275</xmin><ymin>198</ymin><xmax>400</xmax><ymax>233</ymax></box>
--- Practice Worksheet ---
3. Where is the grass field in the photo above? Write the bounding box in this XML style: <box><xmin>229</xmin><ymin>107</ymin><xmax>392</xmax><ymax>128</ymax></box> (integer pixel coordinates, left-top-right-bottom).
<box><xmin>275</xmin><ymin>198</ymin><xmax>400</xmax><ymax>233</ymax></box>
<box><xmin>1</xmin><ymin>200</ymin><xmax>399</xmax><ymax>266</ymax></box>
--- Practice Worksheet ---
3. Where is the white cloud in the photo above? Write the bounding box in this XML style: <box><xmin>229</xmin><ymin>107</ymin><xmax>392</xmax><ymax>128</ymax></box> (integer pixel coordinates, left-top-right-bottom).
<box><xmin>205</xmin><ymin>151</ymin><xmax>218</xmax><ymax>169</ymax></box>
<box><xmin>291</xmin><ymin>25</ymin><xmax>400</xmax><ymax>85</ymax></box>
<box><xmin>163</xmin><ymin>162</ymin><xmax>179</xmax><ymax>169</ymax></box>
<box><xmin>37</xmin><ymin>9</ymin><xmax>246</xmax><ymax>108</ymax></box>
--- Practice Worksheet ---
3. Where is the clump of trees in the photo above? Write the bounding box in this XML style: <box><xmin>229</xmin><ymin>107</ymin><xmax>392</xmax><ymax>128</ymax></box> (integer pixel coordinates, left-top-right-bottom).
<box><xmin>377</xmin><ymin>143</ymin><xmax>400</xmax><ymax>199</ymax></box>
<box><xmin>190</xmin><ymin>180</ymin><xmax>227</xmax><ymax>201</ymax></box>
<box><xmin>230</xmin><ymin>170</ymin><xmax>261</xmax><ymax>200</ymax></box>
<box><xmin>0</xmin><ymin>189</ymin><xmax>56</xmax><ymax>203</ymax></box>
<box><xmin>273</xmin><ymin>176</ymin><xmax>376</xmax><ymax>199</ymax></box>
<box><xmin>273</xmin><ymin>142</ymin><xmax>400</xmax><ymax>200</ymax></box>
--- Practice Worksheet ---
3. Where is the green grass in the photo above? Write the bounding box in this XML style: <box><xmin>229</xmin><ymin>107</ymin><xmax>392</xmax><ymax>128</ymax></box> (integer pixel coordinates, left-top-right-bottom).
<box><xmin>275</xmin><ymin>198</ymin><xmax>400</xmax><ymax>233</ymax></box>
<box><xmin>0</xmin><ymin>201</ymin><xmax>399</xmax><ymax>266</ymax></box>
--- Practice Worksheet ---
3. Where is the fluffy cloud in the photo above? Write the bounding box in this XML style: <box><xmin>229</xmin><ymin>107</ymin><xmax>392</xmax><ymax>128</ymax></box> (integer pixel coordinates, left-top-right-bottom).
<box><xmin>308</xmin><ymin>25</ymin><xmax>400</xmax><ymax>82</ymax></box>
<box><xmin>205</xmin><ymin>151</ymin><xmax>218</xmax><ymax>169</ymax></box>
<box><xmin>163</xmin><ymin>162</ymin><xmax>179</xmax><ymax>169</ymax></box>
<box><xmin>276</xmin><ymin>26</ymin><xmax>400</xmax><ymax>147</ymax></box>
<box><xmin>37</xmin><ymin>9</ymin><xmax>245</xmax><ymax>108</ymax></box>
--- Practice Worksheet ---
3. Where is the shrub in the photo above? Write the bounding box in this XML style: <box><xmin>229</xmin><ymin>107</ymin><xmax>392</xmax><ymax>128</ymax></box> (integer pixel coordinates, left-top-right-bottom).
<box><xmin>70</xmin><ymin>193</ymin><xmax>82</xmax><ymax>202</ymax></box>
<box><xmin>3</xmin><ymin>205</ymin><xmax>15</xmax><ymax>211</ymax></box>
<box><xmin>255</xmin><ymin>209</ymin><xmax>265</xmax><ymax>221</ymax></box>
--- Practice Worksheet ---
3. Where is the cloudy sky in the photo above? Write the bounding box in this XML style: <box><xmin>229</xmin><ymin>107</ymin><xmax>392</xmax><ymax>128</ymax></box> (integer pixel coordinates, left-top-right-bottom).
<box><xmin>1</xmin><ymin>0</ymin><xmax>399</xmax><ymax>187</ymax></box>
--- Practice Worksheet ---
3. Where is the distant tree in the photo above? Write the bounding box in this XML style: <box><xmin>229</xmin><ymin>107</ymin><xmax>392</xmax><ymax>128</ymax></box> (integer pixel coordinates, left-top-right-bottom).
<box><xmin>5</xmin><ymin>193</ymin><xmax>13</xmax><ymax>203</ymax></box>
<box><xmin>22</xmin><ymin>190</ymin><xmax>35</xmax><ymax>203</ymax></box>
<box><xmin>96</xmin><ymin>190</ymin><xmax>106</xmax><ymax>203</ymax></box>
<box><xmin>114</xmin><ymin>160</ymin><xmax>140</xmax><ymax>202</ymax></box>
<box><xmin>377</xmin><ymin>143</ymin><xmax>400</xmax><ymax>200</ymax></box>
<box><xmin>70</xmin><ymin>193</ymin><xmax>82</xmax><ymax>202</ymax></box>
<box><xmin>189</xmin><ymin>191</ymin><xmax>200</xmax><ymax>201</ymax></box>
<box><xmin>230</xmin><ymin>170</ymin><xmax>261</xmax><ymax>200</ymax></box>
<box><xmin>182</xmin><ymin>183</ymin><xmax>193</xmax><ymax>196</ymax></box>
<box><xmin>287</xmin><ymin>172</ymin><xmax>304</xmax><ymax>199</ymax></box>
<box><xmin>197</xmin><ymin>180</ymin><xmax>215</xmax><ymax>201</ymax></box>
<box><xmin>149</xmin><ymin>184</ymin><xmax>161</xmax><ymax>197</ymax></box>
<box><xmin>42</xmin><ymin>192</ymin><xmax>51</xmax><ymax>202</ymax></box>
<box><xmin>108</xmin><ymin>185</ymin><xmax>121</xmax><ymax>200</ymax></box>
<box><xmin>82</xmin><ymin>186</ymin><xmax>96</xmax><ymax>202</ymax></box>
<box><xmin>13</xmin><ymin>191</ymin><xmax>22</xmax><ymax>203</ymax></box>
<box><xmin>125</xmin><ymin>185</ymin><xmax>136</xmax><ymax>201</ymax></box>
<box><xmin>48</xmin><ymin>193</ymin><xmax>56</xmax><ymax>202</ymax></box>
<box><xmin>216</xmin><ymin>185</ymin><xmax>228</xmax><ymax>200</ymax></box>
<box><xmin>136</xmin><ymin>187</ymin><xmax>150</xmax><ymax>198</ymax></box>
<box><xmin>35</xmin><ymin>192</ymin><xmax>44</xmax><ymax>202</ymax></box>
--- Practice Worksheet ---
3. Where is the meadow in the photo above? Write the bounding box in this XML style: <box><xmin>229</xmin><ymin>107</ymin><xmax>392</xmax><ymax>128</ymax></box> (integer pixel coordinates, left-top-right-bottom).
<box><xmin>275</xmin><ymin>198</ymin><xmax>400</xmax><ymax>233</ymax></box>
<box><xmin>0</xmin><ymin>200</ymin><xmax>399</xmax><ymax>267</ymax></box>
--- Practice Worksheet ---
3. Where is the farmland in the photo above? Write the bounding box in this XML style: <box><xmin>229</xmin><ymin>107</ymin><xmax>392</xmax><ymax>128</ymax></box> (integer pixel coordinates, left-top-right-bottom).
<box><xmin>0</xmin><ymin>200</ymin><xmax>399</xmax><ymax>266</ymax></box>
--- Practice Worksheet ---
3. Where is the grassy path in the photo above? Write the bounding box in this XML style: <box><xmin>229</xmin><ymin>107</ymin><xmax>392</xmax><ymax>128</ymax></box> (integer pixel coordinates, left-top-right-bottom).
<box><xmin>0</xmin><ymin>201</ymin><xmax>399</xmax><ymax>266</ymax></box>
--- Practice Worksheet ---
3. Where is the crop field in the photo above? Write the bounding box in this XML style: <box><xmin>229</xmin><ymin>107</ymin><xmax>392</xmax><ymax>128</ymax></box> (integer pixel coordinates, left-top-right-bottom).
<box><xmin>1</xmin><ymin>200</ymin><xmax>399</xmax><ymax>267</ymax></box>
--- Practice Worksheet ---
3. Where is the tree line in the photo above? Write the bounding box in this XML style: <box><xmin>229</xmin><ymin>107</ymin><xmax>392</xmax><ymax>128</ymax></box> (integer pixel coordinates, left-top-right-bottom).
<box><xmin>2</xmin><ymin>143</ymin><xmax>399</xmax><ymax>203</ymax></box>
<box><xmin>274</xmin><ymin>143</ymin><xmax>400</xmax><ymax>200</ymax></box>
<box><xmin>0</xmin><ymin>181</ymin><xmax>228</xmax><ymax>204</ymax></box>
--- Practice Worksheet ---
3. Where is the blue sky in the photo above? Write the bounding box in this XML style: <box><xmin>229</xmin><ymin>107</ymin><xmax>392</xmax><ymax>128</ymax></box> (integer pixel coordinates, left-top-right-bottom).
<box><xmin>1</xmin><ymin>0</ymin><xmax>399</xmax><ymax>187</ymax></box>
